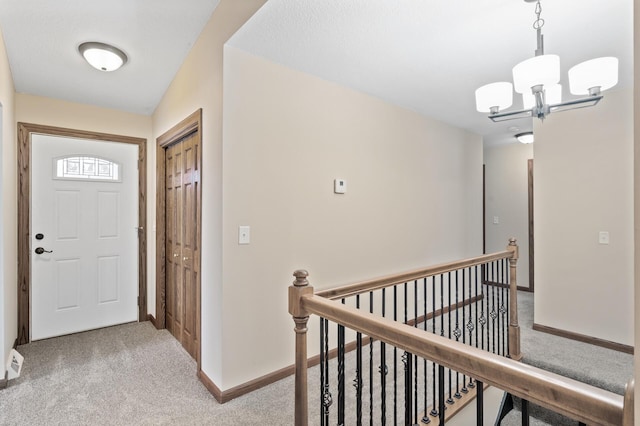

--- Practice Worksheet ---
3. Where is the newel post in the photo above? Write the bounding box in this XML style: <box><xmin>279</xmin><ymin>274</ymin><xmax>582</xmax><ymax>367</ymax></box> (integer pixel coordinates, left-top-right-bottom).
<box><xmin>289</xmin><ymin>270</ymin><xmax>313</xmax><ymax>426</ymax></box>
<box><xmin>622</xmin><ymin>378</ymin><xmax>634</xmax><ymax>426</ymax></box>
<box><xmin>507</xmin><ymin>238</ymin><xmax>522</xmax><ymax>361</ymax></box>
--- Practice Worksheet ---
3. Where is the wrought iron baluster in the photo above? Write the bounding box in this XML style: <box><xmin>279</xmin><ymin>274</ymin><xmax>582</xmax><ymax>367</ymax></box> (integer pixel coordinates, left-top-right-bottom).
<box><xmin>394</xmin><ymin>285</ymin><xmax>398</xmax><ymax>426</ymax></box>
<box><xmin>491</xmin><ymin>261</ymin><xmax>500</xmax><ymax>354</ymax></box>
<box><xmin>500</xmin><ymin>259</ymin><xmax>507</xmax><ymax>357</ymax></box>
<box><xmin>430</xmin><ymin>276</ymin><xmax>438</xmax><ymax>417</ymax></box>
<box><xmin>467</xmin><ymin>267</ymin><xmax>475</xmax><ymax>389</ymax></box>
<box><xmin>413</xmin><ymin>281</ymin><xmax>419</xmax><ymax>424</ymax></box>
<box><xmin>369</xmin><ymin>292</ymin><xmax>374</xmax><ymax>425</ymax></box>
<box><xmin>454</xmin><ymin>271</ymin><xmax>461</xmax><ymax>400</ymax></box>
<box><xmin>478</xmin><ymin>266</ymin><xmax>486</xmax><ymax>351</ymax></box>
<box><xmin>422</xmin><ymin>278</ymin><xmax>430</xmax><ymax>424</ymax></box>
<box><xmin>476</xmin><ymin>380</ymin><xmax>484</xmax><ymax>425</ymax></box>
<box><xmin>403</xmin><ymin>282</ymin><xmax>412</xmax><ymax>425</ymax></box>
<box><xmin>438</xmin><ymin>365</ymin><xmax>445</xmax><ymax>426</ymax></box>
<box><xmin>446</xmin><ymin>272</ymin><xmax>454</xmax><ymax>406</ymax></box>
<box><xmin>320</xmin><ymin>317</ymin><xmax>332</xmax><ymax>426</ymax></box>
<box><xmin>522</xmin><ymin>398</ymin><xmax>530</xmax><ymax>426</ymax></box>
<box><xmin>338</xmin><ymin>299</ymin><xmax>346</xmax><ymax>425</ymax></box>
<box><xmin>355</xmin><ymin>295</ymin><xmax>363</xmax><ymax>426</ymax></box>
<box><xmin>506</xmin><ymin>260</ymin><xmax>511</xmax><ymax>357</ymax></box>
<box><xmin>460</xmin><ymin>268</ymin><xmax>471</xmax><ymax>393</ymax></box>
<box><xmin>381</xmin><ymin>288</ymin><xmax>387</xmax><ymax>425</ymax></box>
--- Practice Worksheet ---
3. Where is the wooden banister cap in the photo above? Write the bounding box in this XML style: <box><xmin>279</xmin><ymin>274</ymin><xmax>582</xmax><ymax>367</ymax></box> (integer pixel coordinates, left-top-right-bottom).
<box><xmin>293</xmin><ymin>270</ymin><xmax>309</xmax><ymax>287</ymax></box>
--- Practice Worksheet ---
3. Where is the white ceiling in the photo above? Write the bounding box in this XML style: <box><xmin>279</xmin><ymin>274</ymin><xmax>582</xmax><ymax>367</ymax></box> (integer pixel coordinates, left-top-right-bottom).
<box><xmin>0</xmin><ymin>0</ymin><xmax>632</xmax><ymax>144</ymax></box>
<box><xmin>0</xmin><ymin>0</ymin><xmax>221</xmax><ymax>115</ymax></box>
<box><xmin>228</xmin><ymin>0</ymin><xmax>633</xmax><ymax>145</ymax></box>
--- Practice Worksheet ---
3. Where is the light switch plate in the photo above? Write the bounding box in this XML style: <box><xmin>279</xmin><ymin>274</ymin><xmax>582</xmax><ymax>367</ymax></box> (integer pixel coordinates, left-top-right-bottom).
<box><xmin>598</xmin><ymin>231</ymin><xmax>610</xmax><ymax>245</ymax></box>
<box><xmin>239</xmin><ymin>226</ymin><xmax>250</xmax><ymax>244</ymax></box>
<box><xmin>334</xmin><ymin>179</ymin><xmax>346</xmax><ymax>194</ymax></box>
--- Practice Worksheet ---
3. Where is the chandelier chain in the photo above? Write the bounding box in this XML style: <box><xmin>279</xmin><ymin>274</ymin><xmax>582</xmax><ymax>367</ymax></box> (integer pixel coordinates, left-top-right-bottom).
<box><xmin>533</xmin><ymin>0</ymin><xmax>544</xmax><ymax>30</ymax></box>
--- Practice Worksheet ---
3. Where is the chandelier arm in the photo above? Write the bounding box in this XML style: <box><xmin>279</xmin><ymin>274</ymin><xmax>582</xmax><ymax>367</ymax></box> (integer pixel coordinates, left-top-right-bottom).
<box><xmin>547</xmin><ymin>96</ymin><xmax>603</xmax><ymax>113</ymax></box>
<box><xmin>488</xmin><ymin>108</ymin><xmax>534</xmax><ymax>122</ymax></box>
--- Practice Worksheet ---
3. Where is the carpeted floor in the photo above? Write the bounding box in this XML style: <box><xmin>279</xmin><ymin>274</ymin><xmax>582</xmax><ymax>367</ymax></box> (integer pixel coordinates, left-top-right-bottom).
<box><xmin>0</xmin><ymin>322</ymin><xmax>301</xmax><ymax>425</ymax></box>
<box><xmin>0</xmin><ymin>291</ymin><xmax>633</xmax><ymax>425</ymax></box>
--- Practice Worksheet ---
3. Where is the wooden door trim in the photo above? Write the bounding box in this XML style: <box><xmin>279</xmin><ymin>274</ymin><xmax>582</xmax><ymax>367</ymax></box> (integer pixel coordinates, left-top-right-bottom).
<box><xmin>17</xmin><ymin>122</ymin><xmax>147</xmax><ymax>345</ymax></box>
<box><xmin>155</xmin><ymin>109</ymin><xmax>202</xmax><ymax>369</ymax></box>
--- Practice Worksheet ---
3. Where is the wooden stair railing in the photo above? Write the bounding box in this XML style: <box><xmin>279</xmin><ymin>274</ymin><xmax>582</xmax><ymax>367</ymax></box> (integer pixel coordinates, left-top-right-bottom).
<box><xmin>289</xmin><ymin>240</ymin><xmax>632</xmax><ymax>426</ymax></box>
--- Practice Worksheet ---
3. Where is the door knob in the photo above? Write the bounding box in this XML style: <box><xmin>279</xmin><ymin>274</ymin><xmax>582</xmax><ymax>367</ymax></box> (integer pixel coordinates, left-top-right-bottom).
<box><xmin>34</xmin><ymin>247</ymin><xmax>53</xmax><ymax>255</ymax></box>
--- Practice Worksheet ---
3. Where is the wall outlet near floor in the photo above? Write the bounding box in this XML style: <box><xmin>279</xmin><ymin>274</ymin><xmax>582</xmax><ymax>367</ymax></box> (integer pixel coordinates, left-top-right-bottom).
<box><xmin>493</xmin><ymin>216</ymin><xmax>499</xmax><ymax>225</ymax></box>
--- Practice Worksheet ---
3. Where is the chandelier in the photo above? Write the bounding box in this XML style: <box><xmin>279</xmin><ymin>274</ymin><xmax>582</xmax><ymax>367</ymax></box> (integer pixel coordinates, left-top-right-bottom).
<box><xmin>475</xmin><ymin>0</ymin><xmax>618</xmax><ymax>122</ymax></box>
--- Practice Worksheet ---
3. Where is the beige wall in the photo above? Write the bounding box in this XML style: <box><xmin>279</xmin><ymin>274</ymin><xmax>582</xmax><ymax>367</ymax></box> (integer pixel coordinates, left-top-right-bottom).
<box><xmin>534</xmin><ymin>88</ymin><xmax>633</xmax><ymax>346</ymax></box>
<box><xmin>221</xmin><ymin>46</ymin><xmax>483</xmax><ymax>389</ymax></box>
<box><xmin>16</xmin><ymin>94</ymin><xmax>152</xmax><ymax>138</ymax></box>
<box><xmin>151</xmin><ymin>0</ymin><xmax>267</xmax><ymax>387</ymax></box>
<box><xmin>0</xmin><ymin>26</ymin><xmax>16</xmax><ymax>373</ymax></box>
<box><xmin>484</xmin><ymin>142</ymin><xmax>533</xmax><ymax>288</ymax></box>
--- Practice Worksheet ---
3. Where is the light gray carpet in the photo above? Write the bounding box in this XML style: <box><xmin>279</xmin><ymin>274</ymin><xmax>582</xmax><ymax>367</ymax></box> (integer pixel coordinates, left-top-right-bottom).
<box><xmin>0</xmin><ymin>322</ymin><xmax>300</xmax><ymax>425</ymax></box>
<box><xmin>517</xmin><ymin>291</ymin><xmax>632</xmax><ymax>396</ymax></box>
<box><xmin>0</xmin><ymin>291</ymin><xmax>632</xmax><ymax>425</ymax></box>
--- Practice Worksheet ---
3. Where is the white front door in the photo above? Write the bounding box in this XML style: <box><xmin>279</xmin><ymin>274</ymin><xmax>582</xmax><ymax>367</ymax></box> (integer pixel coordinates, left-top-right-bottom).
<box><xmin>31</xmin><ymin>135</ymin><xmax>139</xmax><ymax>341</ymax></box>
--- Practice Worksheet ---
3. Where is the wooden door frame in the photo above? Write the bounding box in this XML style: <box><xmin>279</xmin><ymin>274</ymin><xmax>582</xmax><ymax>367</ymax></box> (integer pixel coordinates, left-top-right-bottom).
<box><xmin>155</xmin><ymin>109</ymin><xmax>202</xmax><ymax>368</ymax></box>
<box><xmin>17</xmin><ymin>122</ymin><xmax>147</xmax><ymax>345</ymax></box>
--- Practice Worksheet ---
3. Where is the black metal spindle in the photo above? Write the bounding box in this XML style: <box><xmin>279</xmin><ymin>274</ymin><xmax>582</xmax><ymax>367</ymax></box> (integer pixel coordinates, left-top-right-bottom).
<box><xmin>461</xmin><ymin>268</ymin><xmax>471</xmax><ymax>393</ymax></box>
<box><xmin>431</xmin><ymin>276</ymin><xmax>438</xmax><ymax>417</ymax></box>
<box><xmin>413</xmin><ymin>281</ymin><xmax>418</xmax><ymax>424</ymax></box>
<box><xmin>403</xmin><ymin>282</ymin><xmax>412</xmax><ymax>425</ymax></box>
<box><xmin>454</xmin><ymin>271</ymin><xmax>461</xmax><ymax>400</ymax></box>
<box><xmin>501</xmin><ymin>259</ymin><xmax>507</xmax><ymax>357</ymax></box>
<box><xmin>321</xmin><ymin>317</ymin><xmax>331</xmax><ymax>426</ymax></box>
<box><xmin>355</xmin><ymin>295</ymin><xmax>363</xmax><ymax>426</ymax></box>
<box><xmin>467</xmin><ymin>267</ymin><xmax>475</xmax><ymax>389</ymax></box>
<box><xmin>506</xmin><ymin>262</ymin><xmax>511</xmax><ymax>357</ymax></box>
<box><xmin>338</xmin><ymin>306</ymin><xmax>345</xmax><ymax>425</ymax></box>
<box><xmin>446</xmin><ymin>272</ymin><xmax>454</xmax><ymax>406</ymax></box>
<box><xmin>521</xmin><ymin>398</ymin><xmax>530</xmax><ymax>426</ymax></box>
<box><xmin>422</xmin><ymin>278</ymin><xmax>430</xmax><ymax>424</ymax></box>
<box><xmin>381</xmin><ymin>288</ymin><xmax>387</xmax><ymax>425</ymax></box>
<box><xmin>491</xmin><ymin>262</ymin><xmax>497</xmax><ymax>355</ymax></box>
<box><xmin>476</xmin><ymin>380</ymin><xmax>484</xmax><ymax>425</ymax></box>
<box><xmin>438</xmin><ymin>365</ymin><xmax>445</xmax><ymax>426</ymax></box>
<box><xmin>479</xmin><ymin>267</ymin><xmax>486</xmax><ymax>351</ymax></box>
<box><xmin>394</xmin><ymin>285</ymin><xmax>398</xmax><ymax>425</ymax></box>
<box><xmin>369</xmin><ymin>292</ymin><xmax>374</xmax><ymax>425</ymax></box>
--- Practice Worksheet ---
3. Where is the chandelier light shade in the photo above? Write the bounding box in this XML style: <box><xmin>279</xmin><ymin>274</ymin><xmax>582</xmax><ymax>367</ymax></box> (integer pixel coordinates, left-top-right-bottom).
<box><xmin>475</xmin><ymin>0</ymin><xmax>618</xmax><ymax>123</ymax></box>
<box><xmin>475</xmin><ymin>82</ymin><xmax>513</xmax><ymax>113</ymax></box>
<box><xmin>78</xmin><ymin>42</ymin><xmax>128</xmax><ymax>72</ymax></box>
<box><xmin>516</xmin><ymin>132</ymin><xmax>534</xmax><ymax>144</ymax></box>
<box><xmin>568</xmin><ymin>57</ymin><xmax>619</xmax><ymax>95</ymax></box>
<box><xmin>512</xmin><ymin>54</ymin><xmax>560</xmax><ymax>94</ymax></box>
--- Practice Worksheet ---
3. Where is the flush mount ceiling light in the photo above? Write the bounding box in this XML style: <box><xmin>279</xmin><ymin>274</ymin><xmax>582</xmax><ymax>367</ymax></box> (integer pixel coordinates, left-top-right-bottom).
<box><xmin>475</xmin><ymin>0</ymin><xmax>618</xmax><ymax>122</ymax></box>
<box><xmin>515</xmin><ymin>132</ymin><xmax>534</xmax><ymax>144</ymax></box>
<box><xmin>78</xmin><ymin>42</ymin><xmax>128</xmax><ymax>72</ymax></box>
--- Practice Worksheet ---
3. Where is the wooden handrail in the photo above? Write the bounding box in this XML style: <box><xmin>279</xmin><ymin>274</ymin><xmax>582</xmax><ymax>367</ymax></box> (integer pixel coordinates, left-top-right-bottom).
<box><xmin>301</xmin><ymin>293</ymin><xmax>624</xmax><ymax>426</ymax></box>
<box><xmin>315</xmin><ymin>250</ymin><xmax>513</xmax><ymax>300</ymax></box>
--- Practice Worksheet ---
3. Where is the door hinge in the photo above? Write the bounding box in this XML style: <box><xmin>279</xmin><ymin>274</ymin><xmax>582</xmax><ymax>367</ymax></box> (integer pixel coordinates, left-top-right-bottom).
<box><xmin>137</xmin><ymin>296</ymin><xmax>140</xmax><ymax>306</ymax></box>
